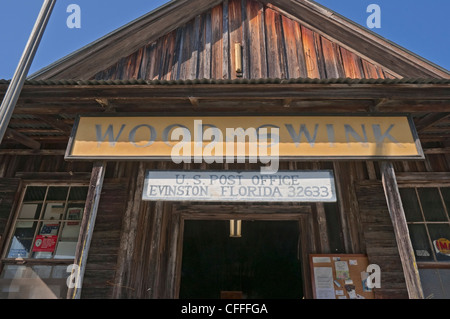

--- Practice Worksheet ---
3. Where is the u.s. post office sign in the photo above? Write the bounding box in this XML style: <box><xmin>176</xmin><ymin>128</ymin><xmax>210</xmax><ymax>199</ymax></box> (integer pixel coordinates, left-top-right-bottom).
<box><xmin>65</xmin><ymin>115</ymin><xmax>423</xmax><ymax>160</ymax></box>
<box><xmin>142</xmin><ymin>170</ymin><xmax>336</xmax><ymax>202</ymax></box>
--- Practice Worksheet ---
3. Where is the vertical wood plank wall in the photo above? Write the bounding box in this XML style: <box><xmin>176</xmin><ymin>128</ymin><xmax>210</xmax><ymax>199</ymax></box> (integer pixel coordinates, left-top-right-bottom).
<box><xmin>0</xmin><ymin>179</ymin><xmax>20</xmax><ymax>255</ymax></box>
<box><xmin>0</xmin><ymin>151</ymin><xmax>449</xmax><ymax>298</ymax></box>
<box><xmin>356</xmin><ymin>180</ymin><xmax>409</xmax><ymax>299</ymax></box>
<box><xmin>92</xmin><ymin>0</ymin><xmax>395</xmax><ymax>81</ymax></box>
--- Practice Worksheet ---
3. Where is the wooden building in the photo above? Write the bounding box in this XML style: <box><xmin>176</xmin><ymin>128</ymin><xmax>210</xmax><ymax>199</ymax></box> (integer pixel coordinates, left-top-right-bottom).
<box><xmin>0</xmin><ymin>0</ymin><xmax>449</xmax><ymax>299</ymax></box>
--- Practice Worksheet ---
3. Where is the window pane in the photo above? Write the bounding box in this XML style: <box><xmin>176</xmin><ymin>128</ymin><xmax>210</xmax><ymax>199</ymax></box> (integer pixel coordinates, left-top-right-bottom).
<box><xmin>0</xmin><ymin>265</ymin><xmax>27</xmax><ymax>279</ymax></box>
<box><xmin>65</xmin><ymin>205</ymin><xmax>83</xmax><ymax>220</ymax></box>
<box><xmin>428</xmin><ymin>224</ymin><xmax>450</xmax><ymax>262</ymax></box>
<box><xmin>68</xmin><ymin>187</ymin><xmax>88</xmax><ymax>201</ymax></box>
<box><xmin>441</xmin><ymin>187</ymin><xmax>450</xmax><ymax>216</ymax></box>
<box><xmin>60</xmin><ymin>221</ymin><xmax>80</xmax><ymax>240</ymax></box>
<box><xmin>440</xmin><ymin>269</ymin><xmax>450</xmax><ymax>298</ymax></box>
<box><xmin>23</xmin><ymin>186</ymin><xmax>46</xmax><ymax>201</ymax></box>
<box><xmin>0</xmin><ymin>265</ymin><xmax>68</xmax><ymax>299</ymax></box>
<box><xmin>31</xmin><ymin>222</ymin><xmax>60</xmax><ymax>259</ymax></box>
<box><xmin>18</xmin><ymin>203</ymin><xmax>42</xmax><ymax>219</ymax></box>
<box><xmin>38</xmin><ymin>222</ymin><xmax>60</xmax><ymax>236</ymax></box>
<box><xmin>42</xmin><ymin>202</ymin><xmax>65</xmax><ymax>220</ymax></box>
<box><xmin>7</xmin><ymin>222</ymin><xmax>38</xmax><ymax>258</ymax></box>
<box><xmin>408</xmin><ymin>224</ymin><xmax>433</xmax><ymax>261</ymax></box>
<box><xmin>46</xmin><ymin>186</ymin><xmax>69</xmax><ymax>201</ymax></box>
<box><xmin>419</xmin><ymin>269</ymin><xmax>446</xmax><ymax>299</ymax></box>
<box><xmin>54</xmin><ymin>221</ymin><xmax>80</xmax><ymax>259</ymax></box>
<box><xmin>399</xmin><ymin>188</ymin><xmax>423</xmax><ymax>222</ymax></box>
<box><xmin>418</xmin><ymin>188</ymin><xmax>447</xmax><ymax>222</ymax></box>
<box><xmin>32</xmin><ymin>265</ymin><xmax>52</xmax><ymax>279</ymax></box>
<box><xmin>52</xmin><ymin>265</ymin><xmax>69</xmax><ymax>279</ymax></box>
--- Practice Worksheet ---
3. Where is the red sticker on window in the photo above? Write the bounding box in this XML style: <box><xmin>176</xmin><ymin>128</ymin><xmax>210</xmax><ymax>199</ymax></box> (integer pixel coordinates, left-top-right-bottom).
<box><xmin>33</xmin><ymin>235</ymin><xmax>58</xmax><ymax>252</ymax></box>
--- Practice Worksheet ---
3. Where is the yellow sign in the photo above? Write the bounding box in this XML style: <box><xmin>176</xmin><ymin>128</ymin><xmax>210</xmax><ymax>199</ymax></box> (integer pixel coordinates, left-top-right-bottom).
<box><xmin>434</xmin><ymin>238</ymin><xmax>450</xmax><ymax>256</ymax></box>
<box><xmin>66</xmin><ymin>115</ymin><xmax>423</xmax><ymax>160</ymax></box>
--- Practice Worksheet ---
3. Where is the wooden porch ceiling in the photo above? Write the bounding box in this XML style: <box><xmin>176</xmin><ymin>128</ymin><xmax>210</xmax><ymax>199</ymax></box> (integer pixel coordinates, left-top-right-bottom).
<box><xmin>0</xmin><ymin>80</ymin><xmax>449</xmax><ymax>150</ymax></box>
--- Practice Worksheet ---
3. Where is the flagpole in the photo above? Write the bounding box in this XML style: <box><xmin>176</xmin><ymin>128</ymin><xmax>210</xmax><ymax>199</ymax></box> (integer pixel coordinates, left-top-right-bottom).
<box><xmin>0</xmin><ymin>0</ymin><xmax>56</xmax><ymax>145</ymax></box>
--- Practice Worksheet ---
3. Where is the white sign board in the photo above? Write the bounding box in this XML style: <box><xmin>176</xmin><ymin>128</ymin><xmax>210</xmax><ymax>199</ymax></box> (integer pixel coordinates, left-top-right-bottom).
<box><xmin>142</xmin><ymin>170</ymin><xmax>336</xmax><ymax>202</ymax></box>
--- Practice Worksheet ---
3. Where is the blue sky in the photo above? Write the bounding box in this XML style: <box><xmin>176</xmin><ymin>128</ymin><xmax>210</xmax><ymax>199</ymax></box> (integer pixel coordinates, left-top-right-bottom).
<box><xmin>0</xmin><ymin>0</ymin><xmax>448</xmax><ymax>79</ymax></box>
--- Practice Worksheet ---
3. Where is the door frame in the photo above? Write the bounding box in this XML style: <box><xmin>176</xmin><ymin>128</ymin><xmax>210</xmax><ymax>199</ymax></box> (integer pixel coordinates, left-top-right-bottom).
<box><xmin>171</xmin><ymin>203</ymin><xmax>314</xmax><ymax>299</ymax></box>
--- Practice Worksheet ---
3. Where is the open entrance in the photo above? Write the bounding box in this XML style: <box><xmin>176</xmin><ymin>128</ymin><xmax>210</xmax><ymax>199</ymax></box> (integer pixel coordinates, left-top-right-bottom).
<box><xmin>178</xmin><ymin>211</ymin><xmax>308</xmax><ymax>299</ymax></box>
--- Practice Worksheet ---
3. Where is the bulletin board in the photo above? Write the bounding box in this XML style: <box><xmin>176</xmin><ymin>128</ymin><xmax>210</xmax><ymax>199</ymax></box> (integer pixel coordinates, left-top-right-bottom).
<box><xmin>309</xmin><ymin>254</ymin><xmax>375</xmax><ymax>299</ymax></box>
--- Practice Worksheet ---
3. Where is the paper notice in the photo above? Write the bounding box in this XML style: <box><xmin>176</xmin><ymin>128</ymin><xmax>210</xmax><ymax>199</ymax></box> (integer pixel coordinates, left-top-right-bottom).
<box><xmin>312</xmin><ymin>257</ymin><xmax>331</xmax><ymax>263</ymax></box>
<box><xmin>335</xmin><ymin>261</ymin><xmax>350</xmax><ymax>280</ymax></box>
<box><xmin>314</xmin><ymin>267</ymin><xmax>335</xmax><ymax>299</ymax></box>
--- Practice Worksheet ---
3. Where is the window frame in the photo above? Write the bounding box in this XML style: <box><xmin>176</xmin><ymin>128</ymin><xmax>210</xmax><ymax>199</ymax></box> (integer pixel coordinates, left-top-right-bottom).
<box><xmin>398</xmin><ymin>182</ymin><xmax>450</xmax><ymax>270</ymax></box>
<box><xmin>1</xmin><ymin>181</ymin><xmax>89</xmax><ymax>265</ymax></box>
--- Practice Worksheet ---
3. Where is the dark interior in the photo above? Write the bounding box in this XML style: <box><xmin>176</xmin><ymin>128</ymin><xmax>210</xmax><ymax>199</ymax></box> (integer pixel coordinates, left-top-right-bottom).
<box><xmin>179</xmin><ymin>219</ymin><xmax>303</xmax><ymax>299</ymax></box>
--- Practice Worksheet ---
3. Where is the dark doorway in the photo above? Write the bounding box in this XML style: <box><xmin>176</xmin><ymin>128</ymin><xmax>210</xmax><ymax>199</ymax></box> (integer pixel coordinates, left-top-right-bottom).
<box><xmin>179</xmin><ymin>220</ymin><xmax>303</xmax><ymax>299</ymax></box>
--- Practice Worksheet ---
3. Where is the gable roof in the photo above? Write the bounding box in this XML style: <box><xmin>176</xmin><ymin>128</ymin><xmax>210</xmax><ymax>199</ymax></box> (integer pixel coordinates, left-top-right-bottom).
<box><xmin>29</xmin><ymin>0</ymin><xmax>449</xmax><ymax>80</ymax></box>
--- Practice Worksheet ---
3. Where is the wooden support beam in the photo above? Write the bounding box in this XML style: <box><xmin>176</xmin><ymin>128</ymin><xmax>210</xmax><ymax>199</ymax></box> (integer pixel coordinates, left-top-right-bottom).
<box><xmin>314</xmin><ymin>202</ymin><xmax>330</xmax><ymax>253</ymax></box>
<box><xmin>380</xmin><ymin>161</ymin><xmax>424</xmax><ymax>299</ymax></box>
<box><xmin>420</xmin><ymin>134</ymin><xmax>450</xmax><ymax>142</ymax></box>
<box><xmin>396</xmin><ymin>172</ymin><xmax>450</xmax><ymax>185</ymax></box>
<box><xmin>36</xmin><ymin>115</ymin><xmax>73</xmax><ymax>134</ymax></box>
<box><xmin>0</xmin><ymin>149</ymin><xmax>65</xmax><ymax>156</ymax></box>
<box><xmin>312</xmin><ymin>163</ymin><xmax>329</xmax><ymax>253</ymax></box>
<box><xmin>415</xmin><ymin>113</ymin><xmax>450</xmax><ymax>132</ymax></box>
<box><xmin>67</xmin><ymin>161</ymin><xmax>107</xmax><ymax>299</ymax></box>
<box><xmin>222</xmin><ymin>0</ymin><xmax>230</xmax><ymax>79</ymax></box>
<box><xmin>113</xmin><ymin>162</ymin><xmax>146</xmax><ymax>298</ymax></box>
<box><xmin>4</xmin><ymin>128</ymin><xmax>41</xmax><ymax>149</ymax></box>
<box><xmin>15</xmin><ymin>171</ymin><xmax>91</xmax><ymax>181</ymax></box>
<box><xmin>148</xmin><ymin>162</ymin><xmax>168</xmax><ymax>298</ymax></box>
<box><xmin>332</xmin><ymin>162</ymin><xmax>352</xmax><ymax>253</ymax></box>
<box><xmin>424</xmin><ymin>147</ymin><xmax>450</xmax><ymax>154</ymax></box>
<box><xmin>365</xmin><ymin>161</ymin><xmax>377</xmax><ymax>180</ymax></box>
<box><xmin>15</xmin><ymin>84</ymin><xmax>450</xmax><ymax>101</ymax></box>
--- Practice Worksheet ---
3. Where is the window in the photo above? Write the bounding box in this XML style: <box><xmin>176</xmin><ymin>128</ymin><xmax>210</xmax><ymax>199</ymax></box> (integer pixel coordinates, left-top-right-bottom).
<box><xmin>0</xmin><ymin>185</ymin><xmax>88</xmax><ymax>299</ymax></box>
<box><xmin>399</xmin><ymin>187</ymin><xmax>450</xmax><ymax>299</ymax></box>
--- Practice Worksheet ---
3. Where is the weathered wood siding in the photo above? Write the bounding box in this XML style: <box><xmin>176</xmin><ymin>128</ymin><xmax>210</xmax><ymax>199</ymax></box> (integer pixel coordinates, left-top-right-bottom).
<box><xmin>0</xmin><ymin>150</ymin><xmax>449</xmax><ymax>298</ymax></box>
<box><xmin>92</xmin><ymin>0</ymin><xmax>395</xmax><ymax>81</ymax></box>
<box><xmin>0</xmin><ymin>179</ymin><xmax>20</xmax><ymax>253</ymax></box>
<box><xmin>356</xmin><ymin>180</ymin><xmax>409</xmax><ymax>299</ymax></box>
<box><xmin>80</xmin><ymin>178</ymin><xmax>128</xmax><ymax>299</ymax></box>
<box><xmin>0</xmin><ymin>0</ymin><xmax>448</xmax><ymax>301</ymax></box>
